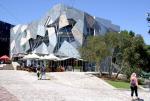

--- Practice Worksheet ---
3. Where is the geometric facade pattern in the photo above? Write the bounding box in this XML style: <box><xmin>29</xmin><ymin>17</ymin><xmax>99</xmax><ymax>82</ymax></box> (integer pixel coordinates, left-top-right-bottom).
<box><xmin>10</xmin><ymin>4</ymin><xmax>120</xmax><ymax>58</ymax></box>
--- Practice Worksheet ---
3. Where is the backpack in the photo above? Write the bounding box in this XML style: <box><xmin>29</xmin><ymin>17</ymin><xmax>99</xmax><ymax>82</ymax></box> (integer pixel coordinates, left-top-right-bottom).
<box><xmin>131</xmin><ymin>79</ymin><xmax>136</xmax><ymax>87</ymax></box>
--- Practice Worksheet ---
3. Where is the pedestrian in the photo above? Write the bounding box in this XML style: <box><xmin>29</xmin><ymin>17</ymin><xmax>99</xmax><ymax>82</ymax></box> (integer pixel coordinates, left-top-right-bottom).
<box><xmin>130</xmin><ymin>72</ymin><xmax>139</xmax><ymax>100</ymax></box>
<box><xmin>40</xmin><ymin>64</ymin><xmax>46</xmax><ymax>79</ymax></box>
<box><xmin>36</xmin><ymin>66</ymin><xmax>40</xmax><ymax>80</ymax></box>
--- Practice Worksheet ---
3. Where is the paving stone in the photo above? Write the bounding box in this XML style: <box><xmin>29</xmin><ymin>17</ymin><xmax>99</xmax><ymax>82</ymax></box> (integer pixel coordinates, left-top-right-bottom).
<box><xmin>0</xmin><ymin>70</ymin><xmax>149</xmax><ymax>101</ymax></box>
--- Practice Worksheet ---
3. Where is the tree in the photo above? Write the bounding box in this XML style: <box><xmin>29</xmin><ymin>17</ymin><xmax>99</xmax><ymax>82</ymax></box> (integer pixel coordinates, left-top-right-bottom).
<box><xmin>80</xmin><ymin>30</ymin><xmax>149</xmax><ymax>79</ymax></box>
<box><xmin>143</xmin><ymin>45</ymin><xmax>150</xmax><ymax>72</ymax></box>
<box><xmin>80</xmin><ymin>36</ymin><xmax>110</xmax><ymax>75</ymax></box>
<box><xmin>129</xmin><ymin>31</ymin><xmax>135</xmax><ymax>37</ymax></box>
<box><xmin>118</xmin><ymin>33</ymin><xmax>145</xmax><ymax>78</ymax></box>
<box><xmin>80</xmin><ymin>32</ymin><xmax>120</xmax><ymax>77</ymax></box>
<box><xmin>123</xmin><ymin>35</ymin><xmax>144</xmax><ymax>63</ymax></box>
<box><xmin>104</xmin><ymin>32</ymin><xmax>120</xmax><ymax>78</ymax></box>
<box><xmin>104</xmin><ymin>30</ymin><xmax>133</xmax><ymax>79</ymax></box>
<box><xmin>111</xmin><ymin>31</ymin><xmax>145</xmax><ymax>79</ymax></box>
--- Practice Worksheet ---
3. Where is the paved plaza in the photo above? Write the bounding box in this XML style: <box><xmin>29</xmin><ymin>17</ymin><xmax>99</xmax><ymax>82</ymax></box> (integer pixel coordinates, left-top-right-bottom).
<box><xmin>0</xmin><ymin>70</ymin><xmax>149</xmax><ymax>101</ymax></box>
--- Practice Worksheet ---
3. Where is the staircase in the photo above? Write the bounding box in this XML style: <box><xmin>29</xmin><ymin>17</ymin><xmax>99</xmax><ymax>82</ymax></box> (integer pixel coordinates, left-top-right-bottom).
<box><xmin>0</xmin><ymin>64</ymin><xmax>14</xmax><ymax>70</ymax></box>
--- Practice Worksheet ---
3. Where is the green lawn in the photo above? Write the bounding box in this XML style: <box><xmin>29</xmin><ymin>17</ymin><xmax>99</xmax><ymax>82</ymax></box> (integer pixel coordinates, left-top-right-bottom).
<box><xmin>106</xmin><ymin>80</ymin><xmax>130</xmax><ymax>89</ymax></box>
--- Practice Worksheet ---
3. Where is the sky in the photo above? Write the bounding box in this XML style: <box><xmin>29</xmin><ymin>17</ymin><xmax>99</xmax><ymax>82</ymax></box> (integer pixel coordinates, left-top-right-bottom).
<box><xmin>0</xmin><ymin>0</ymin><xmax>150</xmax><ymax>44</ymax></box>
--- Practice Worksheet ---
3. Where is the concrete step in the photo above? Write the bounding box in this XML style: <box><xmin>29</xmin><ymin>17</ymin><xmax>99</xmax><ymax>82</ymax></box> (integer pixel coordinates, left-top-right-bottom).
<box><xmin>0</xmin><ymin>64</ymin><xmax>14</xmax><ymax>70</ymax></box>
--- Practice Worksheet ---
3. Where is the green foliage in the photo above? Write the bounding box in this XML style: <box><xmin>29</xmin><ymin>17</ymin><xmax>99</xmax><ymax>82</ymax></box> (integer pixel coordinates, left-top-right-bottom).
<box><xmin>142</xmin><ymin>45</ymin><xmax>150</xmax><ymax>72</ymax></box>
<box><xmin>129</xmin><ymin>31</ymin><xmax>135</xmax><ymax>37</ymax></box>
<box><xmin>79</xmin><ymin>30</ymin><xmax>150</xmax><ymax>76</ymax></box>
<box><xmin>141</xmin><ymin>71</ymin><xmax>150</xmax><ymax>79</ymax></box>
<box><xmin>123</xmin><ymin>34</ymin><xmax>145</xmax><ymax>69</ymax></box>
<box><xmin>106</xmin><ymin>80</ymin><xmax>130</xmax><ymax>89</ymax></box>
<box><xmin>80</xmin><ymin>35</ymin><xmax>110</xmax><ymax>71</ymax></box>
<box><xmin>122</xmin><ymin>65</ymin><xmax>141</xmax><ymax>79</ymax></box>
<box><xmin>138</xmin><ymin>78</ymin><xmax>145</xmax><ymax>85</ymax></box>
<box><xmin>108</xmin><ymin>31</ymin><xmax>148</xmax><ymax>77</ymax></box>
<box><xmin>104</xmin><ymin>32</ymin><xmax>119</xmax><ymax>50</ymax></box>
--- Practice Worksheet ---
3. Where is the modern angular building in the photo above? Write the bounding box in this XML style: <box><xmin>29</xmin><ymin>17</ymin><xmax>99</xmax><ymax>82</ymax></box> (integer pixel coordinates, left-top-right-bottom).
<box><xmin>10</xmin><ymin>4</ymin><xmax>120</xmax><ymax>58</ymax></box>
<box><xmin>0</xmin><ymin>21</ymin><xmax>14</xmax><ymax>56</ymax></box>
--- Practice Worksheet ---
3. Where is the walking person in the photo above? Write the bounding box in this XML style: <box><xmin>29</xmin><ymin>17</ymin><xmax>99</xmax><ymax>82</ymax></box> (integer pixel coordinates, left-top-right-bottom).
<box><xmin>130</xmin><ymin>73</ymin><xmax>139</xmax><ymax>100</ymax></box>
<box><xmin>36</xmin><ymin>66</ymin><xmax>40</xmax><ymax>80</ymax></box>
<box><xmin>40</xmin><ymin>64</ymin><xmax>46</xmax><ymax>80</ymax></box>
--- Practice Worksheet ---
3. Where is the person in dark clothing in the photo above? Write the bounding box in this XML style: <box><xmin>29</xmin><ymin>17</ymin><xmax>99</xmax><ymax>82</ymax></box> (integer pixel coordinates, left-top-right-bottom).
<box><xmin>36</xmin><ymin>66</ymin><xmax>40</xmax><ymax>80</ymax></box>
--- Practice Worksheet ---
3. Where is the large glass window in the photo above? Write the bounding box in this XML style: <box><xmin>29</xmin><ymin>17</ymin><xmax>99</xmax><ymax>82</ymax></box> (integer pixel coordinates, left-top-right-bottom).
<box><xmin>87</xmin><ymin>27</ymin><xmax>94</xmax><ymax>36</ymax></box>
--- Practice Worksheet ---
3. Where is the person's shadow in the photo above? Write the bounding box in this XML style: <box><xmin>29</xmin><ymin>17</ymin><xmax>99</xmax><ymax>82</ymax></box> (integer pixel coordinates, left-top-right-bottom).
<box><xmin>138</xmin><ymin>99</ymin><xmax>144</xmax><ymax>101</ymax></box>
<box><xmin>133</xmin><ymin>98</ymin><xmax>144</xmax><ymax>101</ymax></box>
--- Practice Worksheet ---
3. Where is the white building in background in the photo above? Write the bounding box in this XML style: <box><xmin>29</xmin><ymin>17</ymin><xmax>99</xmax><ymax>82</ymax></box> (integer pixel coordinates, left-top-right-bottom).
<box><xmin>10</xmin><ymin>4</ymin><xmax>120</xmax><ymax>58</ymax></box>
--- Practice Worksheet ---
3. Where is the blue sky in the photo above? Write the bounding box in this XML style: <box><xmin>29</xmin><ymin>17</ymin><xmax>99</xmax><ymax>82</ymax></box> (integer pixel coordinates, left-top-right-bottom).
<box><xmin>0</xmin><ymin>0</ymin><xmax>150</xmax><ymax>44</ymax></box>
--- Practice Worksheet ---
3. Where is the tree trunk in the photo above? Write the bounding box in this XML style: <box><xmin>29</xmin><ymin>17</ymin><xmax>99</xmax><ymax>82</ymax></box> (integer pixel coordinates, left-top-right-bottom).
<box><xmin>115</xmin><ymin>71</ymin><xmax>121</xmax><ymax>79</ymax></box>
<box><xmin>109</xmin><ymin>56</ymin><xmax>113</xmax><ymax>78</ymax></box>
<box><xmin>115</xmin><ymin>67</ymin><xmax>123</xmax><ymax>79</ymax></box>
<box><xmin>96</xmin><ymin>62</ymin><xmax>102</xmax><ymax>77</ymax></box>
<box><xmin>96</xmin><ymin>62</ymin><xmax>99</xmax><ymax>72</ymax></box>
<box><xmin>99</xmin><ymin>70</ymin><xmax>102</xmax><ymax>77</ymax></box>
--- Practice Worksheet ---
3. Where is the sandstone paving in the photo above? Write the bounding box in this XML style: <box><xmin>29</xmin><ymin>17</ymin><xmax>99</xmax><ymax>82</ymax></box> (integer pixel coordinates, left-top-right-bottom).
<box><xmin>0</xmin><ymin>70</ymin><xmax>149</xmax><ymax>101</ymax></box>
<box><xmin>0</xmin><ymin>86</ymin><xmax>19</xmax><ymax>101</ymax></box>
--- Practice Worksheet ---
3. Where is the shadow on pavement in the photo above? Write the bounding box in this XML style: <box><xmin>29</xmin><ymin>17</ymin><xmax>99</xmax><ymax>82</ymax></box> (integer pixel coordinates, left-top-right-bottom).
<box><xmin>138</xmin><ymin>99</ymin><xmax>144</xmax><ymax>101</ymax></box>
<box><xmin>133</xmin><ymin>98</ymin><xmax>144</xmax><ymax>101</ymax></box>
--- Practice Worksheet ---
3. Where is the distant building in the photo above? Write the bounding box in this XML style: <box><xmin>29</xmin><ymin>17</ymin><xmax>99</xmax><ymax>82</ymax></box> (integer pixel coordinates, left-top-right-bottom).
<box><xmin>0</xmin><ymin>21</ymin><xmax>14</xmax><ymax>56</ymax></box>
<box><xmin>10</xmin><ymin>4</ymin><xmax>120</xmax><ymax>58</ymax></box>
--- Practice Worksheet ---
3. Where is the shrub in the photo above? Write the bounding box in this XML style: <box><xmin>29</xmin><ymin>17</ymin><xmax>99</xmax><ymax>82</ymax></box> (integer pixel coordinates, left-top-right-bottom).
<box><xmin>122</xmin><ymin>66</ymin><xmax>141</xmax><ymax>79</ymax></box>
<box><xmin>138</xmin><ymin>78</ymin><xmax>145</xmax><ymax>85</ymax></box>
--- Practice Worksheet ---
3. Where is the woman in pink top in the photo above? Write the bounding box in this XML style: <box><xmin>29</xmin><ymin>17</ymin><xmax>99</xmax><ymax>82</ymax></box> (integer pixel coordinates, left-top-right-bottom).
<box><xmin>130</xmin><ymin>73</ymin><xmax>139</xmax><ymax>100</ymax></box>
